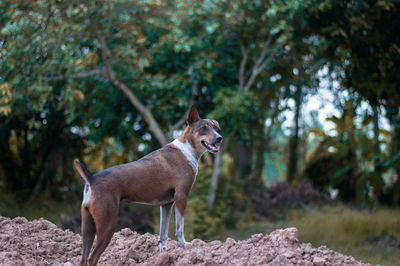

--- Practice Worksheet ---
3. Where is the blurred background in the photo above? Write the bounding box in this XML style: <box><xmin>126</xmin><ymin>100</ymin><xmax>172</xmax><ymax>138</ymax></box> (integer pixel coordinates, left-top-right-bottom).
<box><xmin>1</xmin><ymin>0</ymin><xmax>400</xmax><ymax>264</ymax></box>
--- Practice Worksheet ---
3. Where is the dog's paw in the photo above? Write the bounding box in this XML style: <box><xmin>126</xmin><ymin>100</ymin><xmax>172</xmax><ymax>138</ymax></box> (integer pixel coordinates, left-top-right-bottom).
<box><xmin>179</xmin><ymin>241</ymin><xmax>192</xmax><ymax>248</ymax></box>
<box><xmin>160</xmin><ymin>245</ymin><xmax>168</xmax><ymax>253</ymax></box>
<box><xmin>159</xmin><ymin>241</ymin><xmax>168</xmax><ymax>252</ymax></box>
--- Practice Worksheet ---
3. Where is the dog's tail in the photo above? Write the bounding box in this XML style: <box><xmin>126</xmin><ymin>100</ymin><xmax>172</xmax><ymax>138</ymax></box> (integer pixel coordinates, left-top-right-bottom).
<box><xmin>73</xmin><ymin>159</ymin><xmax>93</xmax><ymax>184</ymax></box>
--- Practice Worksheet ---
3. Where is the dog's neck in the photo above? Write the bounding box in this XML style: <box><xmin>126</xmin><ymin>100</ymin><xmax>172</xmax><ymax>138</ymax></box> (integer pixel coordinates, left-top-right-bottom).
<box><xmin>171</xmin><ymin>133</ymin><xmax>205</xmax><ymax>174</ymax></box>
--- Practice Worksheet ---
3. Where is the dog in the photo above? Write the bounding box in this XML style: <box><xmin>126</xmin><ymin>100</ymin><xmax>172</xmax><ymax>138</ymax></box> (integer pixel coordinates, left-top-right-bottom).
<box><xmin>74</xmin><ymin>106</ymin><xmax>222</xmax><ymax>266</ymax></box>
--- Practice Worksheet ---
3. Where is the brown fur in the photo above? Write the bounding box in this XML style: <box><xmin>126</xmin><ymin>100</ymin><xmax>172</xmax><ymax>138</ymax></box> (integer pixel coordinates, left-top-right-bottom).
<box><xmin>75</xmin><ymin>106</ymin><xmax>222</xmax><ymax>266</ymax></box>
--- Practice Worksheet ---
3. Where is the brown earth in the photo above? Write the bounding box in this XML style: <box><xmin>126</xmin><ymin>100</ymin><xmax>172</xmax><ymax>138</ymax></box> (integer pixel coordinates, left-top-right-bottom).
<box><xmin>0</xmin><ymin>216</ymin><xmax>370</xmax><ymax>266</ymax></box>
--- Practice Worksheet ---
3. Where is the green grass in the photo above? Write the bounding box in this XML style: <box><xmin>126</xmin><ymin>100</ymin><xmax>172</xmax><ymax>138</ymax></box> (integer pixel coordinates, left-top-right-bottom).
<box><xmin>0</xmin><ymin>190</ymin><xmax>76</xmax><ymax>227</ymax></box>
<box><xmin>228</xmin><ymin>205</ymin><xmax>400</xmax><ymax>266</ymax></box>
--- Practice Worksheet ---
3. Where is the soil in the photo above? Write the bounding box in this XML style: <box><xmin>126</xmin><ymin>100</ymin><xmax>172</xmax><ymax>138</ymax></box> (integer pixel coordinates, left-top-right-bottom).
<box><xmin>0</xmin><ymin>216</ymin><xmax>370</xmax><ymax>266</ymax></box>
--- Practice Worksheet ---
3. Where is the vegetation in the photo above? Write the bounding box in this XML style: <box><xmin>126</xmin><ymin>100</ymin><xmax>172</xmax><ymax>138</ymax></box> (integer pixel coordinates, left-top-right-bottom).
<box><xmin>230</xmin><ymin>205</ymin><xmax>400</xmax><ymax>265</ymax></box>
<box><xmin>1</xmin><ymin>0</ymin><xmax>400</xmax><ymax>264</ymax></box>
<box><xmin>289</xmin><ymin>205</ymin><xmax>400</xmax><ymax>265</ymax></box>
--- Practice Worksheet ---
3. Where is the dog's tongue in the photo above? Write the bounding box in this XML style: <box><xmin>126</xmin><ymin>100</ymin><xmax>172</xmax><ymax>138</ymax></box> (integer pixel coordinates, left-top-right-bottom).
<box><xmin>210</xmin><ymin>143</ymin><xmax>220</xmax><ymax>152</ymax></box>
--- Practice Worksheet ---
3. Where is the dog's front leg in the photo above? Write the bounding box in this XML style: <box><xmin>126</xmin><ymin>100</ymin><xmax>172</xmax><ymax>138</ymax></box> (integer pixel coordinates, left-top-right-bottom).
<box><xmin>174</xmin><ymin>194</ymin><xmax>191</xmax><ymax>247</ymax></box>
<box><xmin>159</xmin><ymin>202</ymin><xmax>173</xmax><ymax>252</ymax></box>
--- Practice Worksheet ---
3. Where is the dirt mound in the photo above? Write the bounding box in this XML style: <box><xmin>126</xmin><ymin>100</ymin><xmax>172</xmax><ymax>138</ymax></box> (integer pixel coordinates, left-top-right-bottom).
<box><xmin>0</xmin><ymin>216</ymin><xmax>369</xmax><ymax>265</ymax></box>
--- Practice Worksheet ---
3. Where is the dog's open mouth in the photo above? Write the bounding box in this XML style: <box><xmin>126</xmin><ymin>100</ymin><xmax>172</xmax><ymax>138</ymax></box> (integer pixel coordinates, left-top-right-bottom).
<box><xmin>201</xmin><ymin>140</ymin><xmax>220</xmax><ymax>153</ymax></box>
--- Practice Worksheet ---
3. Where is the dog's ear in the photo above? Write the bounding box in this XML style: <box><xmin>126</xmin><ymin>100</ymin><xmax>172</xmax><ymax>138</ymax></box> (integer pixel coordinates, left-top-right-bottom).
<box><xmin>187</xmin><ymin>105</ymin><xmax>200</xmax><ymax>125</ymax></box>
<box><xmin>211</xmin><ymin>120</ymin><xmax>221</xmax><ymax>130</ymax></box>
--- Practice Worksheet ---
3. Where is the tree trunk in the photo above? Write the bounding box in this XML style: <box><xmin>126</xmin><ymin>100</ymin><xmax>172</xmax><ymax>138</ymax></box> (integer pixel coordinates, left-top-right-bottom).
<box><xmin>237</xmin><ymin>142</ymin><xmax>253</xmax><ymax>178</ymax></box>
<box><xmin>207</xmin><ymin>145</ymin><xmax>223</xmax><ymax>214</ymax></box>
<box><xmin>286</xmin><ymin>85</ymin><xmax>302</xmax><ymax>182</ymax></box>
<box><xmin>393</xmin><ymin>173</ymin><xmax>400</xmax><ymax>205</ymax></box>
<box><xmin>371</xmin><ymin>104</ymin><xmax>385</xmax><ymax>201</ymax></box>
<box><xmin>372</xmin><ymin>104</ymin><xmax>380</xmax><ymax>166</ymax></box>
<box><xmin>254</xmin><ymin>125</ymin><xmax>267</xmax><ymax>178</ymax></box>
<box><xmin>392</xmin><ymin>122</ymin><xmax>400</xmax><ymax>205</ymax></box>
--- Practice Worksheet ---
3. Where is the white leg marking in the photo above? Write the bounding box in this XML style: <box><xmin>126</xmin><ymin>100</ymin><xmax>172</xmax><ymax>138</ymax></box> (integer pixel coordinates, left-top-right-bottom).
<box><xmin>82</xmin><ymin>183</ymin><xmax>91</xmax><ymax>207</ymax></box>
<box><xmin>175</xmin><ymin>208</ymin><xmax>191</xmax><ymax>247</ymax></box>
<box><xmin>159</xmin><ymin>203</ymin><xmax>173</xmax><ymax>252</ymax></box>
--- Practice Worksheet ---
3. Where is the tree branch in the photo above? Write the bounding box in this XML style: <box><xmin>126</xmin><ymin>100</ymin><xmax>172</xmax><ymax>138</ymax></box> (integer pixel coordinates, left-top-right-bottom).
<box><xmin>257</xmin><ymin>44</ymin><xmax>282</xmax><ymax>74</ymax></box>
<box><xmin>91</xmin><ymin>15</ymin><xmax>168</xmax><ymax>146</ymax></box>
<box><xmin>305</xmin><ymin>59</ymin><xmax>325</xmax><ymax>75</ymax></box>
<box><xmin>168</xmin><ymin>80</ymin><xmax>198</xmax><ymax>134</ymax></box>
<box><xmin>92</xmin><ymin>17</ymin><xmax>112</xmax><ymax>77</ymax></box>
<box><xmin>253</xmin><ymin>35</ymin><xmax>273</xmax><ymax>72</ymax></box>
<box><xmin>48</xmin><ymin>68</ymin><xmax>104</xmax><ymax>81</ymax></box>
<box><xmin>106</xmin><ymin>3</ymin><xmax>113</xmax><ymax>37</ymax></box>
<box><xmin>243</xmin><ymin>43</ymin><xmax>282</xmax><ymax>92</ymax></box>
<box><xmin>239</xmin><ymin>44</ymin><xmax>248</xmax><ymax>91</ymax></box>
<box><xmin>103</xmin><ymin>72</ymin><xmax>168</xmax><ymax>145</ymax></box>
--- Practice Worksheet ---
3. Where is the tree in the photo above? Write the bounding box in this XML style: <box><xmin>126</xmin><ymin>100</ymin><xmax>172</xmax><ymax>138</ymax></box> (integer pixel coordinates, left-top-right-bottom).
<box><xmin>302</xmin><ymin>0</ymin><xmax>400</xmax><ymax>203</ymax></box>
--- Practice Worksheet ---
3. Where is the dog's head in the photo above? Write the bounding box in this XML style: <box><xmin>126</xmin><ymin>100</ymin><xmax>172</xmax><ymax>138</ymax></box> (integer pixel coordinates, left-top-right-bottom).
<box><xmin>184</xmin><ymin>106</ymin><xmax>222</xmax><ymax>153</ymax></box>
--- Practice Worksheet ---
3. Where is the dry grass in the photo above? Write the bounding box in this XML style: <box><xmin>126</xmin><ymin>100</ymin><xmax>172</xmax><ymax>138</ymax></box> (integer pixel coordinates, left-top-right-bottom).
<box><xmin>285</xmin><ymin>205</ymin><xmax>400</xmax><ymax>265</ymax></box>
<box><xmin>229</xmin><ymin>204</ymin><xmax>400</xmax><ymax>266</ymax></box>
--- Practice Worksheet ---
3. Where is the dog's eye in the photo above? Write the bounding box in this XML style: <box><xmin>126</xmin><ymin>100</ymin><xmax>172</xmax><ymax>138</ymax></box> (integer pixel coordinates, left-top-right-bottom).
<box><xmin>199</xmin><ymin>126</ymin><xmax>208</xmax><ymax>134</ymax></box>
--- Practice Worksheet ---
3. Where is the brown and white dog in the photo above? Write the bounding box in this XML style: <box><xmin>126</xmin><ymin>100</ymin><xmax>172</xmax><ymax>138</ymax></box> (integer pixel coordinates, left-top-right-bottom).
<box><xmin>74</xmin><ymin>106</ymin><xmax>222</xmax><ymax>266</ymax></box>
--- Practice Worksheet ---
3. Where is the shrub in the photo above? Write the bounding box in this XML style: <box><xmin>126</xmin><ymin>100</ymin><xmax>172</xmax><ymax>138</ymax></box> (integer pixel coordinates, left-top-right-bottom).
<box><xmin>253</xmin><ymin>180</ymin><xmax>326</xmax><ymax>219</ymax></box>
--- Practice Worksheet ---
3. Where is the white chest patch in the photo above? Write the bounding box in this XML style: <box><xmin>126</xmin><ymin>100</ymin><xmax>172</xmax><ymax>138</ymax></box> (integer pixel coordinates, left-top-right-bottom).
<box><xmin>172</xmin><ymin>139</ymin><xmax>199</xmax><ymax>174</ymax></box>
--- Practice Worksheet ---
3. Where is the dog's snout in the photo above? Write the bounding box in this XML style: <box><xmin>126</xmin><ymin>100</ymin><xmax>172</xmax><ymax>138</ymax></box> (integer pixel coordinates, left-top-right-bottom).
<box><xmin>215</xmin><ymin>135</ymin><xmax>223</xmax><ymax>144</ymax></box>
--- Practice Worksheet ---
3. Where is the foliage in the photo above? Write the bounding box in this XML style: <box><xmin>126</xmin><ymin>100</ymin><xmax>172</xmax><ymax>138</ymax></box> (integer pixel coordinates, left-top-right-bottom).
<box><xmin>301</xmin><ymin>0</ymin><xmax>400</xmax><ymax>205</ymax></box>
<box><xmin>0</xmin><ymin>0</ymin><xmax>307</xmax><ymax>206</ymax></box>
<box><xmin>0</xmin><ymin>85</ymin><xmax>83</xmax><ymax>197</ymax></box>
<box><xmin>302</xmin><ymin>101</ymin><xmax>390</xmax><ymax>203</ymax></box>
<box><xmin>212</xmin><ymin>89</ymin><xmax>264</xmax><ymax>141</ymax></box>
<box><xmin>306</xmin><ymin>0</ymin><xmax>400</xmax><ymax>109</ymax></box>
<box><xmin>184</xmin><ymin>153</ymin><xmax>241</xmax><ymax>241</ymax></box>
<box><xmin>0</xmin><ymin>83</ymin><xmax>12</xmax><ymax>116</ymax></box>
<box><xmin>1</xmin><ymin>0</ymin><xmax>400</xmax><ymax>244</ymax></box>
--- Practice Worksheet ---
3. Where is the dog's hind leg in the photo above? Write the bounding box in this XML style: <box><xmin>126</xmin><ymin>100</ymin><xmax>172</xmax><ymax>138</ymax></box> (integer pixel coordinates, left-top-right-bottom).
<box><xmin>159</xmin><ymin>202</ymin><xmax>174</xmax><ymax>252</ymax></box>
<box><xmin>80</xmin><ymin>204</ymin><xmax>96</xmax><ymax>266</ymax></box>
<box><xmin>88</xmin><ymin>199</ymin><xmax>119</xmax><ymax>266</ymax></box>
